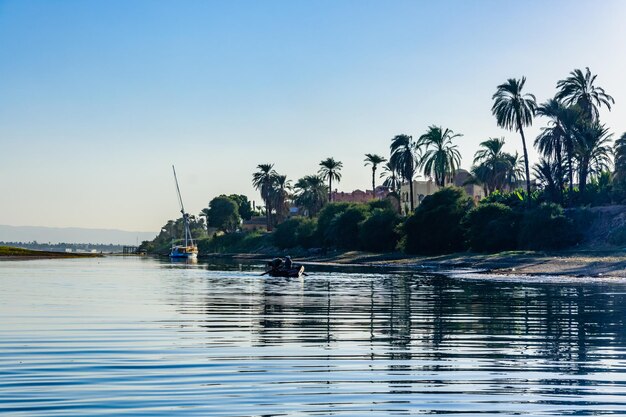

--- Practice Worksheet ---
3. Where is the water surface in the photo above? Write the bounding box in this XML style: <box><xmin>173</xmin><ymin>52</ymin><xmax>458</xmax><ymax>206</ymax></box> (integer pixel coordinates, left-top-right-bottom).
<box><xmin>1</xmin><ymin>257</ymin><xmax>625</xmax><ymax>416</ymax></box>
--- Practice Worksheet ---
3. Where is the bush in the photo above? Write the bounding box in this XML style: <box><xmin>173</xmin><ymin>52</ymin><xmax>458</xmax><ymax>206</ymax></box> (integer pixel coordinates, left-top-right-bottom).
<box><xmin>327</xmin><ymin>205</ymin><xmax>370</xmax><ymax>250</ymax></box>
<box><xmin>273</xmin><ymin>217</ymin><xmax>319</xmax><ymax>249</ymax></box>
<box><xmin>608</xmin><ymin>226</ymin><xmax>626</xmax><ymax>246</ymax></box>
<box><xmin>359</xmin><ymin>208</ymin><xmax>401</xmax><ymax>252</ymax></box>
<box><xmin>315</xmin><ymin>202</ymin><xmax>353</xmax><ymax>246</ymax></box>
<box><xmin>517</xmin><ymin>203</ymin><xmax>580</xmax><ymax>250</ymax></box>
<box><xmin>400</xmin><ymin>187</ymin><xmax>474</xmax><ymax>254</ymax></box>
<box><xmin>197</xmin><ymin>231</ymin><xmax>269</xmax><ymax>253</ymax></box>
<box><xmin>462</xmin><ymin>203</ymin><xmax>519</xmax><ymax>252</ymax></box>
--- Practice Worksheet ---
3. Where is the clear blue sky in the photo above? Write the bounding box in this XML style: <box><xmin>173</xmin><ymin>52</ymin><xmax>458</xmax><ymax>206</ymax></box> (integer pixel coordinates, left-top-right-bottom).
<box><xmin>1</xmin><ymin>0</ymin><xmax>625</xmax><ymax>232</ymax></box>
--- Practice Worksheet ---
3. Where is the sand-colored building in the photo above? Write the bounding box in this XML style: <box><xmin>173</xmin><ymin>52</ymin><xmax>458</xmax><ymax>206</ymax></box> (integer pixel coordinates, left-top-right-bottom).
<box><xmin>399</xmin><ymin>169</ymin><xmax>485</xmax><ymax>214</ymax></box>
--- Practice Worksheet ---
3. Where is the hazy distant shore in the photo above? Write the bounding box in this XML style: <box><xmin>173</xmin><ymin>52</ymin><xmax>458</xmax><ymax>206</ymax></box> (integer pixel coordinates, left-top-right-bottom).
<box><xmin>216</xmin><ymin>250</ymin><xmax>626</xmax><ymax>279</ymax></box>
<box><xmin>0</xmin><ymin>246</ymin><xmax>102</xmax><ymax>260</ymax></box>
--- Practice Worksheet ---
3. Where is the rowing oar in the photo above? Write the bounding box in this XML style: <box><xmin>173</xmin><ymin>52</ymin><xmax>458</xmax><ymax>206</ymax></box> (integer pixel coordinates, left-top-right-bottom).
<box><xmin>260</xmin><ymin>270</ymin><xmax>270</xmax><ymax>276</ymax></box>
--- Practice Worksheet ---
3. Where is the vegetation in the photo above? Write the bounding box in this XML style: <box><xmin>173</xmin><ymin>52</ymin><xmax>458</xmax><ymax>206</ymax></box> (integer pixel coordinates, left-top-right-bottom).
<box><xmin>0</xmin><ymin>245</ymin><xmax>101</xmax><ymax>258</ymax></box>
<box><xmin>140</xmin><ymin>67</ymin><xmax>625</xmax><ymax>259</ymax></box>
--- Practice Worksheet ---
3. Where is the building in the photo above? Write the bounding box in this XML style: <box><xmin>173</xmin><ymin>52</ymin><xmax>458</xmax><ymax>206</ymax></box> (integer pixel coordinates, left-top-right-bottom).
<box><xmin>399</xmin><ymin>169</ymin><xmax>485</xmax><ymax>214</ymax></box>
<box><xmin>331</xmin><ymin>186</ymin><xmax>390</xmax><ymax>203</ymax></box>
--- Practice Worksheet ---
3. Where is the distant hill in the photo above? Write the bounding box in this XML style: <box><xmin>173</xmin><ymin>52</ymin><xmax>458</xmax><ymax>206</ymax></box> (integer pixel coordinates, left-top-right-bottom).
<box><xmin>0</xmin><ymin>225</ymin><xmax>157</xmax><ymax>245</ymax></box>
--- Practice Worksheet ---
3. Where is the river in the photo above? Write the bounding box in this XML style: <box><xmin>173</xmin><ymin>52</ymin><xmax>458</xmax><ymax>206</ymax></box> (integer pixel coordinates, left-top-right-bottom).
<box><xmin>1</xmin><ymin>256</ymin><xmax>625</xmax><ymax>415</ymax></box>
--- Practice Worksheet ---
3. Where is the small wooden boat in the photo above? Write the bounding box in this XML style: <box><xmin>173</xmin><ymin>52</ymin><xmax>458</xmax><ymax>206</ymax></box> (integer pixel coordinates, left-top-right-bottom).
<box><xmin>266</xmin><ymin>265</ymin><xmax>305</xmax><ymax>278</ymax></box>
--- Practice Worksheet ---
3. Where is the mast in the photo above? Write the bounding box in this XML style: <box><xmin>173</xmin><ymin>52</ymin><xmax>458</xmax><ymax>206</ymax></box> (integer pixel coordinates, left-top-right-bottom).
<box><xmin>172</xmin><ymin>165</ymin><xmax>194</xmax><ymax>247</ymax></box>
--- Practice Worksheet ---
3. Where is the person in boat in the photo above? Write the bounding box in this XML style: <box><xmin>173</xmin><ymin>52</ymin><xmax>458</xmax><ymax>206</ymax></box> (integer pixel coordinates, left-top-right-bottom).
<box><xmin>267</xmin><ymin>258</ymin><xmax>283</xmax><ymax>271</ymax></box>
<box><xmin>284</xmin><ymin>256</ymin><xmax>293</xmax><ymax>269</ymax></box>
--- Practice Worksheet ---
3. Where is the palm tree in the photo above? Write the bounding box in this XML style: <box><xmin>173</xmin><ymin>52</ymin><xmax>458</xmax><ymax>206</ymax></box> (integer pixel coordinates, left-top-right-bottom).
<box><xmin>390</xmin><ymin>134</ymin><xmax>419</xmax><ymax>212</ymax></box>
<box><xmin>364</xmin><ymin>153</ymin><xmax>387</xmax><ymax>198</ymax></box>
<box><xmin>505</xmin><ymin>152</ymin><xmax>525</xmax><ymax>189</ymax></box>
<box><xmin>472</xmin><ymin>137</ymin><xmax>512</xmax><ymax>194</ymax></box>
<box><xmin>318</xmin><ymin>157</ymin><xmax>343</xmax><ymax>202</ymax></box>
<box><xmin>614</xmin><ymin>133</ymin><xmax>626</xmax><ymax>189</ymax></box>
<box><xmin>418</xmin><ymin>126</ymin><xmax>462</xmax><ymax>187</ymax></box>
<box><xmin>199</xmin><ymin>207</ymin><xmax>211</xmax><ymax>232</ymax></box>
<box><xmin>534</xmin><ymin>159</ymin><xmax>562</xmax><ymax>203</ymax></box>
<box><xmin>252</xmin><ymin>163</ymin><xmax>277</xmax><ymax>230</ymax></box>
<box><xmin>294</xmin><ymin>175</ymin><xmax>328</xmax><ymax>217</ymax></box>
<box><xmin>492</xmin><ymin>77</ymin><xmax>537</xmax><ymax>199</ymax></box>
<box><xmin>271</xmin><ymin>174</ymin><xmax>291</xmax><ymax>224</ymax></box>
<box><xmin>572</xmin><ymin>122</ymin><xmax>613</xmax><ymax>196</ymax></box>
<box><xmin>380</xmin><ymin>160</ymin><xmax>400</xmax><ymax>192</ymax></box>
<box><xmin>556</xmin><ymin>67</ymin><xmax>615</xmax><ymax>122</ymax></box>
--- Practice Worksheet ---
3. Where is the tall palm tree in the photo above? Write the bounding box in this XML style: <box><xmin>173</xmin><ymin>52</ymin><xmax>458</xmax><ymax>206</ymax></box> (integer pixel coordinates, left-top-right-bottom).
<box><xmin>534</xmin><ymin>159</ymin><xmax>562</xmax><ymax>203</ymax></box>
<box><xmin>472</xmin><ymin>137</ymin><xmax>512</xmax><ymax>194</ymax></box>
<box><xmin>318</xmin><ymin>157</ymin><xmax>343</xmax><ymax>202</ymax></box>
<box><xmin>252</xmin><ymin>163</ymin><xmax>277</xmax><ymax>230</ymax></box>
<box><xmin>492</xmin><ymin>77</ymin><xmax>537</xmax><ymax>199</ymax></box>
<box><xmin>271</xmin><ymin>174</ymin><xmax>291</xmax><ymax>224</ymax></box>
<box><xmin>418</xmin><ymin>126</ymin><xmax>462</xmax><ymax>187</ymax></box>
<box><xmin>380</xmin><ymin>160</ymin><xmax>400</xmax><ymax>192</ymax></box>
<box><xmin>556</xmin><ymin>67</ymin><xmax>615</xmax><ymax>122</ymax></box>
<box><xmin>390</xmin><ymin>134</ymin><xmax>419</xmax><ymax>212</ymax></box>
<box><xmin>294</xmin><ymin>175</ymin><xmax>328</xmax><ymax>217</ymax></box>
<box><xmin>572</xmin><ymin>122</ymin><xmax>612</xmax><ymax>196</ymax></box>
<box><xmin>614</xmin><ymin>133</ymin><xmax>626</xmax><ymax>189</ymax></box>
<box><xmin>535</xmin><ymin>98</ymin><xmax>580</xmax><ymax>198</ymax></box>
<box><xmin>364</xmin><ymin>153</ymin><xmax>387</xmax><ymax>198</ymax></box>
<box><xmin>504</xmin><ymin>152</ymin><xmax>525</xmax><ymax>189</ymax></box>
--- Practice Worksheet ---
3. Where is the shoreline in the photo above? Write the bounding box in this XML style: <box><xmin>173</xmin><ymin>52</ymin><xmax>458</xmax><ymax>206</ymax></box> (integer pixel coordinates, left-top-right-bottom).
<box><xmin>211</xmin><ymin>249</ymin><xmax>626</xmax><ymax>279</ymax></box>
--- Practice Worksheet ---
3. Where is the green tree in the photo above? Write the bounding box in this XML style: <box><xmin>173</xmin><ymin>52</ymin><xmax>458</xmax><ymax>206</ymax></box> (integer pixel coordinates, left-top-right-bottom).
<box><xmin>533</xmin><ymin>159</ymin><xmax>562</xmax><ymax>203</ymax></box>
<box><xmin>294</xmin><ymin>175</ymin><xmax>328</xmax><ymax>218</ymax></box>
<box><xmin>472</xmin><ymin>137</ymin><xmax>511</xmax><ymax>194</ymax></box>
<box><xmin>492</xmin><ymin>77</ymin><xmax>537</xmax><ymax>199</ymax></box>
<box><xmin>556</xmin><ymin>67</ymin><xmax>614</xmax><ymax>122</ymax></box>
<box><xmin>252</xmin><ymin>163</ymin><xmax>277</xmax><ymax>230</ymax></box>
<box><xmin>271</xmin><ymin>174</ymin><xmax>291</xmax><ymax>224</ymax></box>
<box><xmin>613</xmin><ymin>133</ymin><xmax>626</xmax><ymax>193</ymax></box>
<box><xmin>364</xmin><ymin>153</ymin><xmax>387</xmax><ymax>197</ymax></box>
<box><xmin>572</xmin><ymin>122</ymin><xmax>612</xmax><ymax>197</ymax></box>
<box><xmin>380</xmin><ymin>160</ymin><xmax>400</xmax><ymax>192</ymax></box>
<box><xmin>206</xmin><ymin>196</ymin><xmax>241</xmax><ymax>233</ymax></box>
<box><xmin>462</xmin><ymin>203</ymin><xmax>518</xmax><ymax>252</ymax></box>
<box><xmin>318</xmin><ymin>157</ymin><xmax>343</xmax><ymax>202</ymax></box>
<box><xmin>228</xmin><ymin>194</ymin><xmax>254</xmax><ymax>220</ymax></box>
<box><xmin>418</xmin><ymin>126</ymin><xmax>462</xmax><ymax>187</ymax></box>
<box><xmin>327</xmin><ymin>205</ymin><xmax>369</xmax><ymax>250</ymax></box>
<box><xmin>390</xmin><ymin>134</ymin><xmax>419</xmax><ymax>212</ymax></box>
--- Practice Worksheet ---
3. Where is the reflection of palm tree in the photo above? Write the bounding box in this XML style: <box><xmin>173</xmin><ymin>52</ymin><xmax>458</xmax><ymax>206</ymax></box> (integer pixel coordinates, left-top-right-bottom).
<box><xmin>492</xmin><ymin>77</ymin><xmax>537</xmax><ymax>198</ymax></box>
<box><xmin>556</xmin><ymin>67</ymin><xmax>614</xmax><ymax>122</ymax></box>
<box><xmin>364</xmin><ymin>153</ymin><xmax>386</xmax><ymax>197</ymax></box>
<box><xmin>418</xmin><ymin>126</ymin><xmax>462</xmax><ymax>187</ymax></box>
<box><xmin>390</xmin><ymin>134</ymin><xmax>419</xmax><ymax>212</ymax></box>
<box><xmin>252</xmin><ymin>163</ymin><xmax>277</xmax><ymax>230</ymax></box>
<box><xmin>318</xmin><ymin>157</ymin><xmax>343</xmax><ymax>202</ymax></box>
<box><xmin>294</xmin><ymin>175</ymin><xmax>328</xmax><ymax>218</ymax></box>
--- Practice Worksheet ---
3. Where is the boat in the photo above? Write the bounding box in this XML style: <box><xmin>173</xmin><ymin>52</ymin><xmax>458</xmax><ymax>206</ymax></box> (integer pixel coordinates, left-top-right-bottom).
<box><xmin>169</xmin><ymin>165</ymin><xmax>198</xmax><ymax>260</ymax></box>
<box><xmin>266</xmin><ymin>265</ymin><xmax>305</xmax><ymax>278</ymax></box>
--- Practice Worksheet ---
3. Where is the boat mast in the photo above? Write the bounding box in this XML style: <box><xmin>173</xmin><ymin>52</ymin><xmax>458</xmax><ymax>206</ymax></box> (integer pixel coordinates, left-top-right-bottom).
<box><xmin>172</xmin><ymin>165</ymin><xmax>194</xmax><ymax>247</ymax></box>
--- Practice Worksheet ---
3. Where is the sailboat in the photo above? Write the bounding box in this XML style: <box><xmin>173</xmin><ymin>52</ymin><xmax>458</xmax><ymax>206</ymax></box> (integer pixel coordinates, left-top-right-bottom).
<box><xmin>169</xmin><ymin>165</ymin><xmax>198</xmax><ymax>259</ymax></box>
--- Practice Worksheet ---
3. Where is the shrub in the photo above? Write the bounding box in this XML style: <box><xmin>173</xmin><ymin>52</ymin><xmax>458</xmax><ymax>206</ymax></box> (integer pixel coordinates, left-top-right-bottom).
<box><xmin>359</xmin><ymin>208</ymin><xmax>401</xmax><ymax>252</ymax></box>
<box><xmin>608</xmin><ymin>226</ymin><xmax>626</xmax><ymax>246</ymax></box>
<box><xmin>462</xmin><ymin>203</ymin><xmax>519</xmax><ymax>252</ymax></box>
<box><xmin>315</xmin><ymin>202</ymin><xmax>353</xmax><ymax>245</ymax></box>
<box><xmin>273</xmin><ymin>217</ymin><xmax>319</xmax><ymax>249</ymax></box>
<box><xmin>400</xmin><ymin>187</ymin><xmax>474</xmax><ymax>254</ymax></box>
<box><xmin>517</xmin><ymin>203</ymin><xmax>580</xmax><ymax>250</ymax></box>
<box><xmin>327</xmin><ymin>205</ymin><xmax>370</xmax><ymax>250</ymax></box>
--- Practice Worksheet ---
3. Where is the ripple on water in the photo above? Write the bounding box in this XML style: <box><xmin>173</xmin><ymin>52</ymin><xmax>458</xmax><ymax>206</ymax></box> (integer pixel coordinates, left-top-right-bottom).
<box><xmin>1</xmin><ymin>257</ymin><xmax>626</xmax><ymax>415</ymax></box>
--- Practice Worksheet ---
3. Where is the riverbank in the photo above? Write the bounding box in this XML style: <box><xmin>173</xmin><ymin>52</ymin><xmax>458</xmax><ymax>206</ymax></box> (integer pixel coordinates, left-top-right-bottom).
<box><xmin>0</xmin><ymin>246</ymin><xmax>103</xmax><ymax>260</ymax></box>
<box><xmin>219</xmin><ymin>249</ymin><xmax>626</xmax><ymax>279</ymax></box>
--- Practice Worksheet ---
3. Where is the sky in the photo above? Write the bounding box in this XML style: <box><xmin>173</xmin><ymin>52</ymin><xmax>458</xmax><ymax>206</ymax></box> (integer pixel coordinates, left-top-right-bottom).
<box><xmin>1</xmin><ymin>0</ymin><xmax>625</xmax><ymax>233</ymax></box>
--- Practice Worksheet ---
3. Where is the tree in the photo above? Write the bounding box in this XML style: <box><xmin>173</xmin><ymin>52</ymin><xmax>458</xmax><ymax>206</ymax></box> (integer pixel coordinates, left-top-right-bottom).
<box><xmin>418</xmin><ymin>126</ymin><xmax>462</xmax><ymax>187</ymax></box>
<box><xmin>364</xmin><ymin>153</ymin><xmax>387</xmax><ymax>197</ymax></box>
<box><xmin>271</xmin><ymin>174</ymin><xmax>291</xmax><ymax>224</ymax></box>
<box><xmin>380</xmin><ymin>160</ymin><xmax>400</xmax><ymax>192</ymax></box>
<box><xmin>294</xmin><ymin>175</ymin><xmax>328</xmax><ymax>218</ymax></box>
<box><xmin>572</xmin><ymin>122</ymin><xmax>612</xmax><ymax>196</ymax></box>
<box><xmin>227</xmin><ymin>194</ymin><xmax>254</xmax><ymax>220</ymax></box>
<box><xmin>252</xmin><ymin>163</ymin><xmax>277</xmax><ymax>230</ymax></box>
<box><xmin>533</xmin><ymin>159</ymin><xmax>562</xmax><ymax>203</ymax></box>
<box><xmin>492</xmin><ymin>77</ymin><xmax>537</xmax><ymax>199</ymax></box>
<box><xmin>199</xmin><ymin>207</ymin><xmax>211</xmax><ymax>232</ymax></box>
<box><xmin>472</xmin><ymin>137</ymin><xmax>512</xmax><ymax>194</ymax></box>
<box><xmin>390</xmin><ymin>134</ymin><xmax>419</xmax><ymax>212</ymax></box>
<box><xmin>318</xmin><ymin>157</ymin><xmax>343</xmax><ymax>202</ymax></box>
<box><xmin>206</xmin><ymin>196</ymin><xmax>241</xmax><ymax>233</ymax></box>
<box><xmin>556</xmin><ymin>67</ymin><xmax>614</xmax><ymax>122</ymax></box>
<box><xmin>613</xmin><ymin>133</ymin><xmax>626</xmax><ymax>192</ymax></box>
